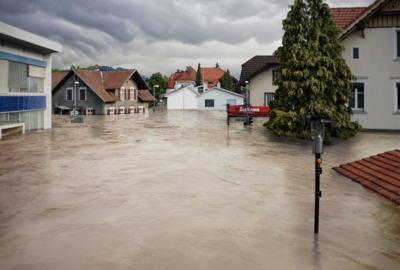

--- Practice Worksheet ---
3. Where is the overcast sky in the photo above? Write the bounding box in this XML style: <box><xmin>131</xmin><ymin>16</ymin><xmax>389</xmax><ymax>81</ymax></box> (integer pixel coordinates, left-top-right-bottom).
<box><xmin>0</xmin><ymin>0</ymin><xmax>373</xmax><ymax>79</ymax></box>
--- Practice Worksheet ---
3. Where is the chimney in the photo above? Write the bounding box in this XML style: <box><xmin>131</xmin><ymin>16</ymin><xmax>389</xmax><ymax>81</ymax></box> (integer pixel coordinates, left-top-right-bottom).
<box><xmin>94</xmin><ymin>64</ymin><xmax>100</xmax><ymax>71</ymax></box>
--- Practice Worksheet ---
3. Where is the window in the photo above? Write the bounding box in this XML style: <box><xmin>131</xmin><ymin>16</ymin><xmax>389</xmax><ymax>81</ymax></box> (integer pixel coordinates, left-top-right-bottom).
<box><xmin>265</xmin><ymin>93</ymin><xmax>274</xmax><ymax>106</ymax></box>
<box><xmin>120</xmin><ymin>107</ymin><xmax>125</xmax><ymax>115</ymax></box>
<box><xmin>120</xmin><ymin>88</ymin><xmax>125</xmax><ymax>101</ymax></box>
<box><xmin>205</xmin><ymin>99</ymin><xmax>214</xmax><ymax>107</ymax></box>
<box><xmin>8</xmin><ymin>62</ymin><xmax>44</xmax><ymax>93</ymax></box>
<box><xmin>79</xmin><ymin>88</ymin><xmax>86</xmax><ymax>101</ymax></box>
<box><xmin>130</xmin><ymin>88</ymin><xmax>134</xmax><ymax>100</ymax></box>
<box><xmin>395</xmin><ymin>82</ymin><xmax>400</xmax><ymax>111</ymax></box>
<box><xmin>349</xmin><ymin>82</ymin><xmax>365</xmax><ymax>111</ymax></box>
<box><xmin>397</xmin><ymin>31</ymin><xmax>400</xmax><ymax>58</ymax></box>
<box><xmin>393</xmin><ymin>28</ymin><xmax>400</xmax><ymax>60</ymax></box>
<box><xmin>352</xmin><ymin>47</ymin><xmax>360</xmax><ymax>60</ymax></box>
<box><xmin>66</xmin><ymin>88</ymin><xmax>73</xmax><ymax>101</ymax></box>
<box><xmin>9</xmin><ymin>61</ymin><xmax>28</xmax><ymax>92</ymax></box>
<box><xmin>396</xmin><ymin>84</ymin><xmax>400</xmax><ymax>110</ymax></box>
<box><xmin>109</xmin><ymin>107</ymin><xmax>115</xmax><ymax>115</ymax></box>
<box><xmin>273</xmin><ymin>70</ymin><xmax>280</xmax><ymax>82</ymax></box>
<box><xmin>86</xmin><ymin>108</ymin><xmax>93</xmax><ymax>115</ymax></box>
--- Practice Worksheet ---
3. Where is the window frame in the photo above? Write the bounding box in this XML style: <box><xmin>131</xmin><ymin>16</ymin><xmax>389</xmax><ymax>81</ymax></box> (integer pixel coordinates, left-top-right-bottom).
<box><xmin>393</xmin><ymin>79</ymin><xmax>400</xmax><ymax>113</ymax></box>
<box><xmin>205</xmin><ymin>99</ymin><xmax>214</xmax><ymax>107</ymax></box>
<box><xmin>272</xmin><ymin>70</ymin><xmax>280</xmax><ymax>82</ymax></box>
<box><xmin>264</xmin><ymin>93</ymin><xmax>274</xmax><ymax>106</ymax></box>
<box><xmin>120</xmin><ymin>88</ymin><xmax>125</xmax><ymax>101</ymax></box>
<box><xmin>351</xmin><ymin>46</ymin><xmax>361</xmax><ymax>60</ymax></box>
<box><xmin>130</xmin><ymin>88</ymin><xmax>134</xmax><ymax>100</ymax></box>
<box><xmin>79</xmin><ymin>87</ymin><xmax>86</xmax><ymax>101</ymax></box>
<box><xmin>350</xmin><ymin>80</ymin><xmax>367</xmax><ymax>112</ymax></box>
<box><xmin>109</xmin><ymin>107</ymin><xmax>115</xmax><ymax>115</ymax></box>
<box><xmin>66</xmin><ymin>87</ymin><xmax>73</xmax><ymax>101</ymax></box>
<box><xmin>393</xmin><ymin>28</ymin><xmax>400</xmax><ymax>60</ymax></box>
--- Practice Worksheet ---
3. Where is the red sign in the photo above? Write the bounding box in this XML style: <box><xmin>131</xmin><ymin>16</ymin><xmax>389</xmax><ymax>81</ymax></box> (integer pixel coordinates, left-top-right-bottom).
<box><xmin>228</xmin><ymin>105</ymin><xmax>270</xmax><ymax>116</ymax></box>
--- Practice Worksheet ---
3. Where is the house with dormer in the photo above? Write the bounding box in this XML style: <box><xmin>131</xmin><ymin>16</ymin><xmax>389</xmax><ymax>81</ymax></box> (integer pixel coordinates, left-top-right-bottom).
<box><xmin>330</xmin><ymin>0</ymin><xmax>400</xmax><ymax>131</ymax></box>
<box><xmin>52</xmin><ymin>69</ymin><xmax>154</xmax><ymax>115</ymax></box>
<box><xmin>166</xmin><ymin>66</ymin><xmax>236</xmax><ymax>94</ymax></box>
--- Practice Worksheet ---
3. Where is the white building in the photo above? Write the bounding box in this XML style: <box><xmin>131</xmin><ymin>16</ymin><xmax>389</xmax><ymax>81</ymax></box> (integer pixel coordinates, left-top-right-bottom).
<box><xmin>332</xmin><ymin>0</ymin><xmax>400</xmax><ymax>131</ymax></box>
<box><xmin>197</xmin><ymin>87</ymin><xmax>244</xmax><ymax>110</ymax></box>
<box><xmin>0</xmin><ymin>21</ymin><xmax>62</xmax><ymax>135</ymax></box>
<box><xmin>238</xmin><ymin>56</ymin><xmax>279</xmax><ymax>106</ymax></box>
<box><xmin>161</xmin><ymin>86</ymin><xmax>198</xmax><ymax>110</ymax></box>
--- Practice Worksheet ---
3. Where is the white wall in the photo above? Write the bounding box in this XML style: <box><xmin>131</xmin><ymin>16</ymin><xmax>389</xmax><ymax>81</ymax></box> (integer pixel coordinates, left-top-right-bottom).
<box><xmin>197</xmin><ymin>88</ymin><xmax>244</xmax><ymax>111</ymax></box>
<box><xmin>166</xmin><ymin>88</ymin><xmax>197</xmax><ymax>110</ymax></box>
<box><xmin>248</xmin><ymin>68</ymin><xmax>278</xmax><ymax>106</ymax></box>
<box><xmin>342</xmin><ymin>27</ymin><xmax>400</xmax><ymax>130</ymax></box>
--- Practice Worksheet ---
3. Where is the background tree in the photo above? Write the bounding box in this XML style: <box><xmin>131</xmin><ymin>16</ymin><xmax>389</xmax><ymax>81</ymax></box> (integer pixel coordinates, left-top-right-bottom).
<box><xmin>195</xmin><ymin>63</ymin><xmax>203</xmax><ymax>86</ymax></box>
<box><xmin>148</xmin><ymin>72</ymin><xmax>167</xmax><ymax>107</ymax></box>
<box><xmin>220</xmin><ymin>69</ymin><xmax>234</xmax><ymax>91</ymax></box>
<box><xmin>215</xmin><ymin>63</ymin><xmax>220</xmax><ymax>68</ymax></box>
<box><xmin>266</xmin><ymin>0</ymin><xmax>361</xmax><ymax>141</ymax></box>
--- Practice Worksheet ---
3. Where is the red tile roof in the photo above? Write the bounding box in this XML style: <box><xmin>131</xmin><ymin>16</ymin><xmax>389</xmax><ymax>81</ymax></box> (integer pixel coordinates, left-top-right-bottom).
<box><xmin>330</xmin><ymin>7</ymin><xmax>368</xmax><ymax>29</ymax></box>
<box><xmin>333</xmin><ymin>150</ymin><xmax>400</xmax><ymax>206</ymax></box>
<box><xmin>176</xmin><ymin>71</ymin><xmax>193</xmax><ymax>82</ymax></box>
<box><xmin>52</xmin><ymin>72</ymin><xmax>67</xmax><ymax>89</ymax></box>
<box><xmin>166</xmin><ymin>66</ymin><xmax>230</xmax><ymax>88</ymax></box>
<box><xmin>201</xmin><ymin>68</ymin><xmax>225</xmax><ymax>88</ymax></box>
<box><xmin>103</xmin><ymin>69</ymin><xmax>136</xmax><ymax>89</ymax></box>
<box><xmin>138</xmin><ymin>90</ymin><xmax>155</xmax><ymax>101</ymax></box>
<box><xmin>74</xmin><ymin>70</ymin><xmax>119</xmax><ymax>102</ymax></box>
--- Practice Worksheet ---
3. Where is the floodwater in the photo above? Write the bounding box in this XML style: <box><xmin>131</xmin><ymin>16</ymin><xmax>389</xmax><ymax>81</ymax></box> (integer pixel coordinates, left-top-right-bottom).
<box><xmin>1</xmin><ymin>110</ymin><xmax>400</xmax><ymax>270</ymax></box>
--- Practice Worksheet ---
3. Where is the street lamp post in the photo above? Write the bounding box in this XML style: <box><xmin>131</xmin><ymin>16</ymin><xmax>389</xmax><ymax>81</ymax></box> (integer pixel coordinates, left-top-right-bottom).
<box><xmin>153</xmin><ymin>85</ymin><xmax>159</xmax><ymax>112</ymax></box>
<box><xmin>310</xmin><ymin>116</ymin><xmax>330</xmax><ymax>234</ymax></box>
<box><xmin>74</xmin><ymin>80</ymin><xmax>79</xmax><ymax>118</ymax></box>
<box><xmin>244</xmin><ymin>81</ymin><xmax>249</xmax><ymax>125</ymax></box>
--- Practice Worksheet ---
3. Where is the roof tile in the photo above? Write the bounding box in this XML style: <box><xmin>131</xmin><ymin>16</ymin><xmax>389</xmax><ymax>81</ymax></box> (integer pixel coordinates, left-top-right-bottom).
<box><xmin>333</xmin><ymin>150</ymin><xmax>400</xmax><ymax>206</ymax></box>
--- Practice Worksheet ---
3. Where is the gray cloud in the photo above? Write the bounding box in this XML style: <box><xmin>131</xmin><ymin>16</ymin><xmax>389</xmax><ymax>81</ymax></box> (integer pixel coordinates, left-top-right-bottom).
<box><xmin>0</xmin><ymin>0</ymin><xmax>373</xmax><ymax>78</ymax></box>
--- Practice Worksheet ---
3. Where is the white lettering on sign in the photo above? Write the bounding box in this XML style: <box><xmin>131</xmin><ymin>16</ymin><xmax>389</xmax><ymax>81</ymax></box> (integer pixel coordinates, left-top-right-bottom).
<box><xmin>239</xmin><ymin>107</ymin><xmax>260</xmax><ymax>112</ymax></box>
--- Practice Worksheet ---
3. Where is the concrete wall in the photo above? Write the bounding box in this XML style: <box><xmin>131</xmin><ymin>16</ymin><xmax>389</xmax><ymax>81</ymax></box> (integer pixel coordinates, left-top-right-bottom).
<box><xmin>342</xmin><ymin>27</ymin><xmax>400</xmax><ymax>130</ymax></box>
<box><xmin>248</xmin><ymin>67</ymin><xmax>278</xmax><ymax>106</ymax></box>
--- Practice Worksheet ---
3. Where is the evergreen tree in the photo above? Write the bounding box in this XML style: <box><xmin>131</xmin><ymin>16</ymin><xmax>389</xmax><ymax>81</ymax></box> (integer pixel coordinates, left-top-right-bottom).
<box><xmin>266</xmin><ymin>0</ymin><xmax>361</xmax><ymax>141</ymax></box>
<box><xmin>220</xmin><ymin>69</ymin><xmax>234</xmax><ymax>91</ymax></box>
<box><xmin>216</xmin><ymin>62</ymin><xmax>220</xmax><ymax>68</ymax></box>
<box><xmin>195</xmin><ymin>63</ymin><xmax>203</xmax><ymax>86</ymax></box>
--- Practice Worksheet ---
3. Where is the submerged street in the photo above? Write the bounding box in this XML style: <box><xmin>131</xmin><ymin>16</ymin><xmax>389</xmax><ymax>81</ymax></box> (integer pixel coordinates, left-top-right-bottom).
<box><xmin>1</xmin><ymin>110</ymin><xmax>399</xmax><ymax>269</ymax></box>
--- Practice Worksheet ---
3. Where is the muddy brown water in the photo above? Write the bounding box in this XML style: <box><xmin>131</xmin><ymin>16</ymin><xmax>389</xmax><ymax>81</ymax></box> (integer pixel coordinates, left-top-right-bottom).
<box><xmin>0</xmin><ymin>110</ymin><xmax>399</xmax><ymax>269</ymax></box>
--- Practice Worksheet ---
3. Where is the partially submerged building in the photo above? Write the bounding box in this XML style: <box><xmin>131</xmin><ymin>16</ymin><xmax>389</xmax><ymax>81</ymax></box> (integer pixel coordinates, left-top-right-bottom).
<box><xmin>0</xmin><ymin>21</ymin><xmax>62</xmax><ymax>137</ymax></box>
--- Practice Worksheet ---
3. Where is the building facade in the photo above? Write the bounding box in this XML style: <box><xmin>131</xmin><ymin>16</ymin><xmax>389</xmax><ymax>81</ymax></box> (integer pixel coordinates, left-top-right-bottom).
<box><xmin>332</xmin><ymin>0</ymin><xmax>400</xmax><ymax>130</ymax></box>
<box><xmin>0</xmin><ymin>21</ymin><xmax>61</xmax><ymax>134</ymax></box>
<box><xmin>52</xmin><ymin>69</ymin><xmax>154</xmax><ymax>115</ymax></box>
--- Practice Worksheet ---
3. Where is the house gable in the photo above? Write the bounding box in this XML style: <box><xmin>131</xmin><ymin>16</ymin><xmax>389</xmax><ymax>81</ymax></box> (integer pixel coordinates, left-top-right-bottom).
<box><xmin>331</xmin><ymin>0</ymin><xmax>400</xmax><ymax>40</ymax></box>
<box><xmin>239</xmin><ymin>55</ymin><xmax>278</xmax><ymax>86</ymax></box>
